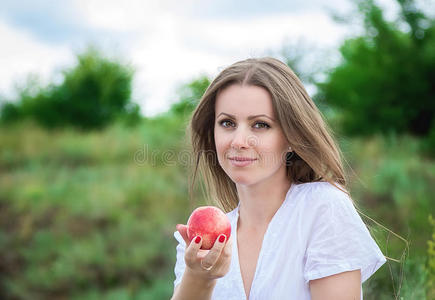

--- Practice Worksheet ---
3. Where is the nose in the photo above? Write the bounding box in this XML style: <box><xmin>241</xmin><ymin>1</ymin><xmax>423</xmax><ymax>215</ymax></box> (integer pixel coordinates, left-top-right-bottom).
<box><xmin>230</xmin><ymin>125</ymin><xmax>255</xmax><ymax>149</ymax></box>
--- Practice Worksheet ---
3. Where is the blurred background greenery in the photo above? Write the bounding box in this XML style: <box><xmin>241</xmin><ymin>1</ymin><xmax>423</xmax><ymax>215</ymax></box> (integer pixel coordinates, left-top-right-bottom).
<box><xmin>0</xmin><ymin>0</ymin><xmax>434</xmax><ymax>299</ymax></box>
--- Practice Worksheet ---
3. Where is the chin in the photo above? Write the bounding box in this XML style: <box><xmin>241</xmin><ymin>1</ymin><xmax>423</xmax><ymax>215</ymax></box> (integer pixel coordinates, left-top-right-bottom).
<box><xmin>229</xmin><ymin>174</ymin><xmax>258</xmax><ymax>186</ymax></box>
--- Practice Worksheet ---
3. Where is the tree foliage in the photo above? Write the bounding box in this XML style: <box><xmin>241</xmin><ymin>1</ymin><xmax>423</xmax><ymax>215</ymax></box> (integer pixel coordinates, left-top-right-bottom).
<box><xmin>169</xmin><ymin>75</ymin><xmax>210</xmax><ymax>118</ymax></box>
<box><xmin>0</xmin><ymin>46</ymin><xmax>141</xmax><ymax>130</ymax></box>
<box><xmin>316</xmin><ymin>0</ymin><xmax>435</xmax><ymax>139</ymax></box>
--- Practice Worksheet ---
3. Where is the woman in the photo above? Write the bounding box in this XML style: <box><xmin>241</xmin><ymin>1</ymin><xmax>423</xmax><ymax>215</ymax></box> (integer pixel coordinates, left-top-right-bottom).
<box><xmin>171</xmin><ymin>57</ymin><xmax>386</xmax><ymax>300</ymax></box>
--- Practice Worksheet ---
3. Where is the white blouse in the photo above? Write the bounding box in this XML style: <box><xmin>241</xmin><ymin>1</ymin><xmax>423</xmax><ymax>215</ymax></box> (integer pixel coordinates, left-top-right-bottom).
<box><xmin>173</xmin><ymin>181</ymin><xmax>387</xmax><ymax>299</ymax></box>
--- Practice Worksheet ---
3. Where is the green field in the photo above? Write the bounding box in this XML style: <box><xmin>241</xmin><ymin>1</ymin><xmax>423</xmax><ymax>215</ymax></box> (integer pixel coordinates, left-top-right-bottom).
<box><xmin>0</xmin><ymin>115</ymin><xmax>434</xmax><ymax>299</ymax></box>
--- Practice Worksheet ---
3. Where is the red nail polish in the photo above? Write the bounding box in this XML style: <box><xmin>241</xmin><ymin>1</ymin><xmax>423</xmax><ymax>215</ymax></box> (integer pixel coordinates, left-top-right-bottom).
<box><xmin>195</xmin><ymin>236</ymin><xmax>201</xmax><ymax>244</ymax></box>
<box><xmin>219</xmin><ymin>235</ymin><xmax>226</xmax><ymax>243</ymax></box>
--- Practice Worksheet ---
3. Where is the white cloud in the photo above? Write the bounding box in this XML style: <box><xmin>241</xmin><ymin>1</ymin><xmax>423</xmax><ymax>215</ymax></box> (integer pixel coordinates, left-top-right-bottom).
<box><xmin>125</xmin><ymin>12</ymin><xmax>349</xmax><ymax>116</ymax></box>
<box><xmin>75</xmin><ymin>0</ymin><xmax>189</xmax><ymax>32</ymax></box>
<box><xmin>2</xmin><ymin>0</ymin><xmax>392</xmax><ymax>117</ymax></box>
<box><xmin>180</xmin><ymin>12</ymin><xmax>349</xmax><ymax>53</ymax></box>
<box><xmin>0</xmin><ymin>19</ymin><xmax>73</xmax><ymax>100</ymax></box>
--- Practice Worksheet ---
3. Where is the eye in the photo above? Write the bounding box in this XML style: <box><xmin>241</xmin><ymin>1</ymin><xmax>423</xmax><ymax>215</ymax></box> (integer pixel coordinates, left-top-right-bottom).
<box><xmin>218</xmin><ymin>119</ymin><xmax>270</xmax><ymax>129</ymax></box>
<box><xmin>219</xmin><ymin>119</ymin><xmax>234</xmax><ymax>128</ymax></box>
<box><xmin>254</xmin><ymin>121</ymin><xmax>270</xmax><ymax>129</ymax></box>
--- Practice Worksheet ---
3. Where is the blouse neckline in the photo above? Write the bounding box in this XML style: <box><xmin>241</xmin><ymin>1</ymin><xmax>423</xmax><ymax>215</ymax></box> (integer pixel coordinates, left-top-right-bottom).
<box><xmin>232</xmin><ymin>183</ymin><xmax>297</xmax><ymax>300</ymax></box>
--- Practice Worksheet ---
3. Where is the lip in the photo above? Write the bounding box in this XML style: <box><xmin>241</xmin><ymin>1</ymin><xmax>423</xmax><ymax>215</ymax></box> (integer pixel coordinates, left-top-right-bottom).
<box><xmin>228</xmin><ymin>157</ymin><xmax>257</xmax><ymax>167</ymax></box>
<box><xmin>228</xmin><ymin>157</ymin><xmax>257</xmax><ymax>161</ymax></box>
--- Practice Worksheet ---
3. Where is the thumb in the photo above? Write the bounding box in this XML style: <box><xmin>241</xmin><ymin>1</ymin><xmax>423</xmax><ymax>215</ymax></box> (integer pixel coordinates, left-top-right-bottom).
<box><xmin>176</xmin><ymin>224</ymin><xmax>190</xmax><ymax>245</ymax></box>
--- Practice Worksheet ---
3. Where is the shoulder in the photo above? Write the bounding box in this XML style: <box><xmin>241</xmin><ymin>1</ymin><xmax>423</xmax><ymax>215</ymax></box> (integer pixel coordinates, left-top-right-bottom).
<box><xmin>295</xmin><ymin>181</ymin><xmax>350</xmax><ymax>206</ymax></box>
<box><xmin>300</xmin><ymin>183</ymin><xmax>386</xmax><ymax>284</ymax></box>
<box><xmin>293</xmin><ymin>181</ymin><xmax>356</xmax><ymax>222</ymax></box>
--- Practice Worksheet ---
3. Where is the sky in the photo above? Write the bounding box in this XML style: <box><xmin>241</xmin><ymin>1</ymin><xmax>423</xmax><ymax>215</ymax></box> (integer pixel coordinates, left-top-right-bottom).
<box><xmin>0</xmin><ymin>0</ymin><xmax>413</xmax><ymax>117</ymax></box>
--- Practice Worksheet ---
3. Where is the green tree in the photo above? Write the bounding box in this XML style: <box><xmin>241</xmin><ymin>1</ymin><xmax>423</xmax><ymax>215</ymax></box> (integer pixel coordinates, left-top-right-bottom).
<box><xmin>0</xmin><ymin>46</ymin><xmax>141</xmax><ymax>130</ymax></box>
<box><xmin>316</xmin><ymin>0</ymin><xmax>435</xmax><ymax>138</ymax></box>
<box><xmin>169</xmin><ymin>75</ymin><xmax>210</xmax><ymax>118</ymax></box>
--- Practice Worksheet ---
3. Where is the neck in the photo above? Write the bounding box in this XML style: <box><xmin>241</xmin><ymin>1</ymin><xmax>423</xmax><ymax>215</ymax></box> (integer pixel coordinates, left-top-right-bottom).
<box><xmin>236</xmin><ymin>175</ymin><xmax>292</xmax><ymax>232</ymax></box>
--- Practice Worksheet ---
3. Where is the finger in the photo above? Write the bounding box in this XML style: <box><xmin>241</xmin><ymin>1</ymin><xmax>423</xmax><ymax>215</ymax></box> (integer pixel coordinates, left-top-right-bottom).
<box><xmin>176</xmin><ymin>224</ymin><xmax>189</xmax><ymax>245</ymax></box>
<box><xmin>184</xmin><ymin>235</ymin><xmax>202</xmax><ymax>266</ymax></box>
<box><xmin>202</xmin><ymin>234</ymin><xmax>227</xmax><ymax>268</ymax></box>
<box><xmin>215</xmin><ymin>236</ymin><xmax>232</xmax><ymax>270</ymax></box>
<box><xmin>222</xmin><ymin>235</ymin><xmax>232</xmax><ymax>258</ymax></box>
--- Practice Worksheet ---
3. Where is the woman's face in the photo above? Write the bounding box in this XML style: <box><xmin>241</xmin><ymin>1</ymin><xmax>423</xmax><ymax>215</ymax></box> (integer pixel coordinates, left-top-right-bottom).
<box><xmin>214</xmin><ymin>84</ymin><xmax>290</xmax><ymax>187</ymax></box>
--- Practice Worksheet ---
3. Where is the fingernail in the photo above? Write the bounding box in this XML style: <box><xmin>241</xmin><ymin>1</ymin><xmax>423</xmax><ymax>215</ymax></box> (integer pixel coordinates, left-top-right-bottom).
<box><xmin>219</xmin><ymin>235</ymin><xmax>226</xmax><ymax>243</ymax></box>
<box><xmin>195</xmin><ymin>236</ymin><xmax>201</xmax><ymax>244</ymax></box>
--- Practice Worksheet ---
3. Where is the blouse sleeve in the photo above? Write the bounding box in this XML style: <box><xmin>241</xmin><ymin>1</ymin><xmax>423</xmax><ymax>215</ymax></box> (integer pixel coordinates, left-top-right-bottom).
<box><xmin>173</xmin><ymin>230</ymin><xmax>187</xmax><ymax>289</ymax></box>
<box><xmin>303</xmin><ymin>186</ymin><xmax>387</xmax><ymax>284</ymax></box>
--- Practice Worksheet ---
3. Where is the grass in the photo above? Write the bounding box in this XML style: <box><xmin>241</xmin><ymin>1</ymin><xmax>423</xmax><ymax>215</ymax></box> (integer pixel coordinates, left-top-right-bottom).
<box><xmin>0</xmin><ymin>118</ymin><xmax>433</xmax><ymax>299</ymax></box>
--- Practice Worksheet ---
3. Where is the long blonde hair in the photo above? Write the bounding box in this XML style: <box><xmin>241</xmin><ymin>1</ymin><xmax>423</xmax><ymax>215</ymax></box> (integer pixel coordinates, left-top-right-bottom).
<box><xmin>187</xmin><ymin>57</ymin><xmax>349</xmax><ymax>212</ymax></box>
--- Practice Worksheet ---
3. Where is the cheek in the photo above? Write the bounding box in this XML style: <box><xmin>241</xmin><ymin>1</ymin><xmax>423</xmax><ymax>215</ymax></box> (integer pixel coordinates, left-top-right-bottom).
<box><xmin>215</xmin><ymin>143</ymin><xmax>225</xmax><ymax>160</ymax></box>
<box><xmin>258</xmin><ymin>138</ymin><xmax>287</xmax><ymax>165</ymax></box>
<box><xmin>214</xmin><ymin>133</ymin><xmax>228</xmax><ymax>159</ymax></box>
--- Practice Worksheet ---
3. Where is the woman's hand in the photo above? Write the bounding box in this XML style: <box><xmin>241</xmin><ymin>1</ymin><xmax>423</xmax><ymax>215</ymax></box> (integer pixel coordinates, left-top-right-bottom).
<box><xmin>176</xmin><ymin>224</ymin><xmax>232</xmax><ymax>281</ymax></box>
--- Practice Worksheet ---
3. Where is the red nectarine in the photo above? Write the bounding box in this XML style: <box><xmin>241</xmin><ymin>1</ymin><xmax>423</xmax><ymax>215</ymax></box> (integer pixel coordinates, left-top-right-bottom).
<box><xmin>187</xmin><ymin>206</ymin><xmax>231</xmax><ymax>250</ymax></box>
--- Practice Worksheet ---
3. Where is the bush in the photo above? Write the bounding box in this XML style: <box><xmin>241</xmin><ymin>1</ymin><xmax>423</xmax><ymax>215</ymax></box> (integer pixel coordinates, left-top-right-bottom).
<box><xmin>316</xmin><ymin>0</ymin><xmax>435</xmax><ymax>140</ymax></box>
<box><xmin>428</xmin><ymin>215</ymin><xmax>435</xmax><ymax>298</ymax></box>
<box><xmin>0</xmin><ymin>102</ymin><xmax>22</xmax><ymax>124</ymax></box>
<box><xmin>0</xmin><ymin>46</ymin><xmax>141</xmax><ymax>130</ymax></box>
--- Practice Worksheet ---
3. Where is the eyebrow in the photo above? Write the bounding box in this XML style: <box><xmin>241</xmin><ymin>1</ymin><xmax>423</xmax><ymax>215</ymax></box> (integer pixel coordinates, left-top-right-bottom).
<box><xmin>217</xmin><ymin>112</ymin><xmax>275</xmax><ymax>122</ymax></box>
